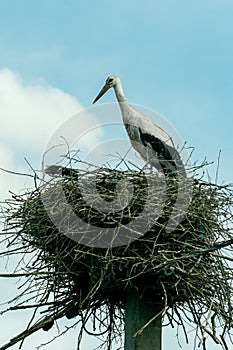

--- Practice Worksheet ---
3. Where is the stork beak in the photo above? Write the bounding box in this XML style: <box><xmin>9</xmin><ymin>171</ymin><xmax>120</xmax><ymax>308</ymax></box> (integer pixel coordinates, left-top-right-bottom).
<box><xmin>92</xmin><ymin>83</ymin><xmax>111</xmax><ymax>104</ymax></box>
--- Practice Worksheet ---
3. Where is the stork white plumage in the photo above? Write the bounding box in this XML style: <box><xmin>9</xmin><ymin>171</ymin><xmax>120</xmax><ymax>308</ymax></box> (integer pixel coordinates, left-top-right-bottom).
<box><xmin>93</xmin><ymin>75</ymin><xmax>183</xmax><ymax>176</ymax></box>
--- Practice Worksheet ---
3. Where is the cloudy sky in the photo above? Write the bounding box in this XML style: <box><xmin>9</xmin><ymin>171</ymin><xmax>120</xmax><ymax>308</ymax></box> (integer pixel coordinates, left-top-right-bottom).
<box><xmin>0</xmin><ymin>1</ymin><xmax>232</xmax><ymax>349</ymax></box>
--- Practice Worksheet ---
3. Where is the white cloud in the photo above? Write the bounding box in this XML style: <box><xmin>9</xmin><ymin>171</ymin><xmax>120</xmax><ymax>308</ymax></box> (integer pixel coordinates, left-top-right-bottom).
<box><xmin>0</xmin><ymin>143</ymin><xmax>26</xmax><ymax>200</ymax></box>
<box><xmin>0</xmin><ymin>68</ymin><xmax>103</xmax><ymax>200</ymax></box>
<box><xmin>0</xmin><ymin>68</ymin><xmax>83</xmax><ymax>152</ymax></box>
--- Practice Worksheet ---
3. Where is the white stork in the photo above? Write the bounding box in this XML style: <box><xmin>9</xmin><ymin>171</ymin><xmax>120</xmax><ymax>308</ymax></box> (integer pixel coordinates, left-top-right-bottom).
<box><xmin>93</xmin><ymin>75</ymin><xmax>184</xmax><ymax>177</ymax></box>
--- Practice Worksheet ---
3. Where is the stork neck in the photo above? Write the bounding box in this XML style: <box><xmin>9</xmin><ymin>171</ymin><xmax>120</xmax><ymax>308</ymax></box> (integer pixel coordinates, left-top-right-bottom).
<box><xmin>114</xmin><ymin>83</ymin><xmax>126</xmax><ymax>103</ymax></box>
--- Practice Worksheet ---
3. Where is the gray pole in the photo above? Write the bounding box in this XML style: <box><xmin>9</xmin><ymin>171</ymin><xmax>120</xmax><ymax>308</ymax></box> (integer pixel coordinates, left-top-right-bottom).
<box><xmin>124</xmin><ymin>288</ymin><xmax>162</xmax><ymax>350</ymax></box>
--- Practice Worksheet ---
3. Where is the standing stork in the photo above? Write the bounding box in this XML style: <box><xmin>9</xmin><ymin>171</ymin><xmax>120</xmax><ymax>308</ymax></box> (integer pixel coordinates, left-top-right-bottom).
<box><xmin>93</xmin><ymin>75</ymin><xmax>184</xmax><ymax>177</ymax></box>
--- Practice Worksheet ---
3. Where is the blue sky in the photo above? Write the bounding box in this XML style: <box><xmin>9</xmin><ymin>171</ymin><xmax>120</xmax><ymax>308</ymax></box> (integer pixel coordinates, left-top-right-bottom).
<box><xmin>0</xmin><ymin>1</ymin><xmax>232</xmax><ymax>349</ymax></box>
<box><xmin>1</xmin><ymin>0</ymin><xmax>232</xmax><ymax>181</ymax></box>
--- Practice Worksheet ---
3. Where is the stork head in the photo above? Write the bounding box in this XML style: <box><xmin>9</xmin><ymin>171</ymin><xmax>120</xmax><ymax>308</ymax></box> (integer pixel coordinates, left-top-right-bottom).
<box><xmin>92</xmin><ymin>75</ymin><xmax>121</xmax><ymax>104</ymax></box>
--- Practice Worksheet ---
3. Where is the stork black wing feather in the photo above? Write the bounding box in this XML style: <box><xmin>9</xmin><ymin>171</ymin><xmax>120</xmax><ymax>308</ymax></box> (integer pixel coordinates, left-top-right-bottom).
<box><xmin>139</xmin><ymin>128</ymin><xmax>184</xmax><ymax>176</ymax></box>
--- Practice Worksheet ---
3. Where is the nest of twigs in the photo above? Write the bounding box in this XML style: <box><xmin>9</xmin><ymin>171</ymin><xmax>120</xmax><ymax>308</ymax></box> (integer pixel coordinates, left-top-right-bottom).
<box><xmin>1</xmin><ymin>162</ymin><xmax>233</xmax><ymax>349</ymax></box>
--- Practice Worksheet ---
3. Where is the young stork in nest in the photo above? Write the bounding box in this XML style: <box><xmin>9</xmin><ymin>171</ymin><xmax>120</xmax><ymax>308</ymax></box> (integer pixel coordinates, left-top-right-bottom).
<box><xmin>93</xmin><ymin>75</ymin><xmax>183</xmax><ymax>177</ymax></box>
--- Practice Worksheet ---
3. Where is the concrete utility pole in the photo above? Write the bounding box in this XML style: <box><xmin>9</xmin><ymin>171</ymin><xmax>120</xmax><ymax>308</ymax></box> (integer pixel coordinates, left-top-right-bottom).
<box><xmin>124</xmin><ymin>288</ymin><xmax>163</xmax><ymax>350</ymax></box>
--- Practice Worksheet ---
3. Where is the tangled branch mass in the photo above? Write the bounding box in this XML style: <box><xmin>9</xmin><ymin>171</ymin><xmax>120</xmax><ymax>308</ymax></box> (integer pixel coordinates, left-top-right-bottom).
<box><xmin>1</xmin><ymin>161</ymin><xmax>233</xmax><ymax>350</ymax></box>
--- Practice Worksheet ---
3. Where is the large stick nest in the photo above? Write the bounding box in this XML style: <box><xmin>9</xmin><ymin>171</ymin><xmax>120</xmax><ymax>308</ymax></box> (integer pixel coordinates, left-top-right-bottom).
<box><xmin>1</xmin><ymin>162</ymin><xmax>233</xmax><ymax>349</ymax></box>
